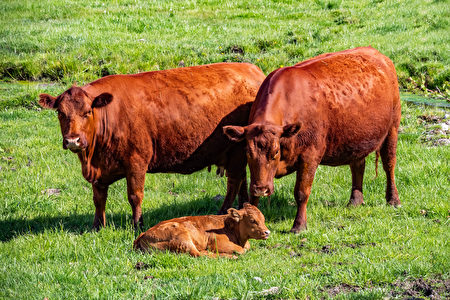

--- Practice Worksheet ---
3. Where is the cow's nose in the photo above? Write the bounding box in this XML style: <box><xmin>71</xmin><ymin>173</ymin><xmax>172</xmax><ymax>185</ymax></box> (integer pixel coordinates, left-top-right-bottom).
<box><xmin>264</xmin><ymin>230</ymin><xmax>270</xmax><ymax>236</ymax></box>
<box><xmin>252</xmin><ymin>186</ymin><xmax>271</xmax><ymax>197</ymax></box>
<box><xmin>65</xmin><ymin>137</ymin><xmax>81</xmax><ymax>149</ymax></box>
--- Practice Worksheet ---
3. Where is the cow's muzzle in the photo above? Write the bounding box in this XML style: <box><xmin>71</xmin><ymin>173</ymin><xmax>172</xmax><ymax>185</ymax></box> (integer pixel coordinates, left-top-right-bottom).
<box><xmin>63</xmin><ymin>137</ymin><xmax>85</xmax><ymax>152</ymax></box>
<box><xmin>262</xmin><ymin>230</ymin><xmax>270</xmax><ymax>240</ymax></box>
<box><xmin>251</xmin><ymin>185</ymin><xmax>273</xmax><ymax>197</ymax></box>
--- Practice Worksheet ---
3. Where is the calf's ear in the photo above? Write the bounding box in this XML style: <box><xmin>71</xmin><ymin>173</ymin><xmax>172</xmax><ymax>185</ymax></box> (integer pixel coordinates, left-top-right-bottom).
<box><xmin>281</xmin><ymin>122</ymin><xmax>302</xmax><ymax>138</ymax></box>
<box><xmin>223</xmin><ymin>125</ymin><xmax>246</xmax><ymax>142</ymax></box>
<box><xmin>92</xmin><ymin>93</ymin><xmax>113</xmax><ymax>108</ymax></box>
<box><xmin>39</xmin><ymin>94</ymin><xmax>58</xmax><ymax>109</ymax></box>
<box><xmin>227</xmin><ymin>208</ymin><xmax>241</xmax><ymax>222</ymax></box>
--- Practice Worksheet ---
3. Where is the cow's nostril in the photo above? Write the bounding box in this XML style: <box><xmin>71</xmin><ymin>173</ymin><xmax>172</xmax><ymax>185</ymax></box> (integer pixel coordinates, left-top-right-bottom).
<box><xmin>264</xmin><ymin>230</ymin><xmax>270</xmax><ymax>236</ymax></box>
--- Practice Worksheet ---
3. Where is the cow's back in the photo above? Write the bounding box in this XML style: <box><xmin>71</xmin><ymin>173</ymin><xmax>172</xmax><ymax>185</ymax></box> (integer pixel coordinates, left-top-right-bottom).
<box><xmin>253</xmin><ymin>47</ymin><xmax>400</xmax><ymax>165</ymax></box>
<box><xmin>83</xmin><ymin>63</ymin><xmax>265</xmax><ymax>173</ymax></box>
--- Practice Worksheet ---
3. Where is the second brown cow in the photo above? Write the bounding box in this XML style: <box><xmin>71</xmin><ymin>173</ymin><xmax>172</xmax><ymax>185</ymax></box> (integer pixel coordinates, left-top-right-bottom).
<box><xmin>224</xmin><ymin>47</ymin><xmax>401</xmax><ymax>233</ymax></box>
<box><xmin>39</xmin><ymin>63</ymin><xmax>265</xmax><ymax>229</ymax></box>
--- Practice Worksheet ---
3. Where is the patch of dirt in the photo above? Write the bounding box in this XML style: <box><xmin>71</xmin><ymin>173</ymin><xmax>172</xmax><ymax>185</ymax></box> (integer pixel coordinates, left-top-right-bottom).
<box><xmin>343</xmin><ymin>242</ymin><xmax>376</xmax><ymax>249</ymax></box>
<box><xmin>289</xmin><ymin>251</ymin><xmax>302</xmax><ymax>258</ymax></box>
<box><xmin>324</xmin><ymin>283</ymin><xmax>361</xmax><ymax>297</ymax></box>
<box><xmin>41</xmin><ymin>188</ymin><xmax>61</xmax><ymax>197</ymax></box>
<box><xmin>418</xmin><ymin>114</ymin><xmax>450</xmax><ymax>146</ymax></box>
<box><xmin>321</xmin><ymin>245</ymin><xmax>334</xmax><ymax>254</ymax></box>
<box><xmin>389</xmin><ymin>277</ymin><xmax>450</xmax><ymax>299</ymax></box>
<box><xmin>135</xmin><ymin>262</ymin><xmax>150</xmax><ymax>270</ymax></box>
<box><xmin>227</xmin><ymin>45</ymin><xmax>244</xmax><ymax>55</ymax></box>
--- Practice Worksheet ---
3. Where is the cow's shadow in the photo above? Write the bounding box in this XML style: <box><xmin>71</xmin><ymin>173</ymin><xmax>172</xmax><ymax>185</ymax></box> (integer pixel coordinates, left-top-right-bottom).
<box><xmin>0</xmin><ymin>192</ymin><xmax>299</xmax><ymax>242</ymax></box>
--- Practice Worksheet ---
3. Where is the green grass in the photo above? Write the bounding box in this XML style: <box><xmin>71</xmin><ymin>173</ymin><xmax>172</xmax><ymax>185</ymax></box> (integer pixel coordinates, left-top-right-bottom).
<box><xmin>0</xmin><ymin>0</ymin><xmax>449</xmax><ymax>98</ymax></box>
<box><xmin>0</xmin><ymin>95</ymin><xmax>448</xmax><ymax>299</ymax></box>
<box><xmin>0</xmin><ymin>0</ymin><xmax>449</xmax><ymax>298</ymax></box>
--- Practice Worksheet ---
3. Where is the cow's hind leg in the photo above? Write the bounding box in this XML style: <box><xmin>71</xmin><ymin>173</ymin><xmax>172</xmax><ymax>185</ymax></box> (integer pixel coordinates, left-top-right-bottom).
<box><xmin>347</xmin><ymin>158</ymin><xmax>365</xmax><ymax>206</ymax></box>
<box><xmin>126</xmin><ymin>170</ymin><xmax>146</xmax><ymax>229</ymax></box>
<box><xmin>380</xmin><ymin>128</ymin><xmax>400</xmax><ymax>206</ymax></box>
<box><xmin>92</xmin><ymin>183</ymin><xmax>109</xmax><ymax>230</ymax></box>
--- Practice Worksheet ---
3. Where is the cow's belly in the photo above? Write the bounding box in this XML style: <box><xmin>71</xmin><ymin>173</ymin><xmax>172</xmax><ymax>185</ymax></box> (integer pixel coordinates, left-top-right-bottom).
<box><xmin>321</xmin><ymin>129</ymin><xmax>388</xmax><ymax>166</ymax></box>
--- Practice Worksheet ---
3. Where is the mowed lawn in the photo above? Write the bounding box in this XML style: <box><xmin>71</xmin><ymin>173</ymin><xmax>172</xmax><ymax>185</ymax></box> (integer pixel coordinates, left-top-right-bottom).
<box><xmin>0</xmin><ymin>95</ymin><xmax>448</xmax><ymax>298</ymax></box>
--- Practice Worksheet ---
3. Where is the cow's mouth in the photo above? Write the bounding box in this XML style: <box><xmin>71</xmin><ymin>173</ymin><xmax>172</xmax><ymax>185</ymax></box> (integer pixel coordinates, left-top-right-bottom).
<box><xmin>69</xmin><ymin>148</ymin><xmax>83</xmax><ymax>153</ymax></box>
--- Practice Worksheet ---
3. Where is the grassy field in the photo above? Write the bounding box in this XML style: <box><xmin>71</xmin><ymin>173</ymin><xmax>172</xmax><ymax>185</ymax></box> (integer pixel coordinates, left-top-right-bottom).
<box><xmin>0</xmin><ymin>0</ymin><xmax>449</xmax><ymax>98</ymax></box>
<box><xmin>0</xmin><ymin>92</ymin><xmax>449</xmax><ymax>298</ymax></box>
<box><xmin>0</xmin><ymin>0</ymin><xmax>449</xmax><ymax>298</ymax></box>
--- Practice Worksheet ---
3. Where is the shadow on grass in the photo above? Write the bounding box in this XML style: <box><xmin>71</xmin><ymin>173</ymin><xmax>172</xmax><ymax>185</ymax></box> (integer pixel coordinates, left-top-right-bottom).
<box><xmin>0</xmin><ymin>193</ymin><xmax>300</xmax><ymax>242</ymax></box>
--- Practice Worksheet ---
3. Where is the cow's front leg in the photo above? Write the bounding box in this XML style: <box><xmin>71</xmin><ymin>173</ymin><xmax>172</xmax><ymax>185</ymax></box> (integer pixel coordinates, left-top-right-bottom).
<box><xmin>92</xmin><ymin>182</ymin><xmax>109</xmax><ymax>230</ymax></box>
<box><xmin>126</xmin><ymin>171</ymin><xmax>146</xmax><ymax>229</ymax></box>
<box><xmin>291</xmin><ymin>161</ymin><xmax>318</xmax><ymax>233</ymax></box>
<box><xmin>218</xmin><ymin>176</ymin><xmax>243</xmax><ymax>214</ymax></box>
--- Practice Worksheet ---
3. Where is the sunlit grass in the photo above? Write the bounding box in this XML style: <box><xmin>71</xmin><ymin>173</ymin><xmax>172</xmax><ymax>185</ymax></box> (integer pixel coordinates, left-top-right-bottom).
<box><xmin>0</xmin><ymin>96</ymin><xmax>448</xmax><ymax>299</ymax></box>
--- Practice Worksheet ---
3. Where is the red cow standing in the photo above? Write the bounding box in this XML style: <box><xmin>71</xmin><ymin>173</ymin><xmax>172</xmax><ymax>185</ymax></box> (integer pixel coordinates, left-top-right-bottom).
<box><xmin>224</xmin><ymin>47</ymin><xmax>401</xmax><ymax>233</ymax></box>
<box><xmin>39</xmin><ymin>63</ymin><xmax>265</xmax><ymax>229</ymax></box>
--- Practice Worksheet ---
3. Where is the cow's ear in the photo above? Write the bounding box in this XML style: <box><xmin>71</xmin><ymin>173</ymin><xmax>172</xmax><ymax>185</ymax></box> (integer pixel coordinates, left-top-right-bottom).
<box><xmin>227</xmin><ymin>208</ymin><xmax>242</xmax><ymax>222</ymax></box>
<box><xmin>39</xmin><ymin>94</ymin><xmax>58</xmax><ymax>109</ymax></box>
<box><xmin>281</xmin><ymin>122</ymin><xmax>302</xmax><ymax>138</ymax></box>
<box><xmin>223</xmin><ymin>125</ymin><xmax>246</xmax><ymax>142</ymax></box>
<box><xmin>92</xmin><ymin>93</ymin><xmax>113</xmax><ymax>108</ymax></box>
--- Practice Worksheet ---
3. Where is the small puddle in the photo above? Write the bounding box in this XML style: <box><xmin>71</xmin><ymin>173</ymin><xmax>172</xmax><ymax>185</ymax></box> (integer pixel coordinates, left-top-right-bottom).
<box><xmin>401</xmin><ymin>93</ymin><xmax>450</xmax><ymax>108</ymax></box>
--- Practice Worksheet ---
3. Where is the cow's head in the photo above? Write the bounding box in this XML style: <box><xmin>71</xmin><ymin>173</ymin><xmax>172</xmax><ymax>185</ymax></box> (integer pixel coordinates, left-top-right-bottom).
<box><xmin>223</xmin><ymin>123</ymin><xmax>301</xmax><ymax>197</ymax></box>
<box><xmin>39</xmin><ymin>86</ymin><xmax>113</xmax><ymax>152</ymax></box>
<box><xmin>227</xmin><ymin>203</ymin><xmax>270</xmax><ymax>240</ymax></box>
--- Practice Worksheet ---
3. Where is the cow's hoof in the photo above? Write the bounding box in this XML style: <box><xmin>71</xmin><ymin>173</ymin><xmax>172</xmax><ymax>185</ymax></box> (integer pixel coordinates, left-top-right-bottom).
<box><xmin>290</xmin><ymin>224</ymin><xmax>307</xmax><ymax>234</ymax></box>
<box><xmin>347</xmin><ymin>198</ymin><xmax>365</xmax><ymax>207</ymax></box>
<box><xmin>347</xmin><ymin>190</ymin><xmax>364</xmax><ymax>206</ymax></box>
<box><xmin>387</xmin><ymin>199</ymin><xmax>401</xmax><ymax>207</ymax></box>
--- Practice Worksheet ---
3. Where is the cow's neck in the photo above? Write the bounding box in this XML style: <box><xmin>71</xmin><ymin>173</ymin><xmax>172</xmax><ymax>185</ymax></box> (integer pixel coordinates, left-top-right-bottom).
<box><xmin>224</xmin><ymin>218</ymin><xmax>248</xmax><ymax>247</ymax></box>
<box><xmin>77</xmin><ymin>108</ymin><xmax>115</xmax><ymax>183</ymax></box>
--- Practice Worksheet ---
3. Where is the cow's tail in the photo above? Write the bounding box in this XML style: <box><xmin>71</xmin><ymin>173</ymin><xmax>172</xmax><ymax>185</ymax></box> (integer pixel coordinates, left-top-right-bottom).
<box><xmin>373</xmin><ymin>150</ymin><xmax>380</xmax><ymax>179</ymax></box>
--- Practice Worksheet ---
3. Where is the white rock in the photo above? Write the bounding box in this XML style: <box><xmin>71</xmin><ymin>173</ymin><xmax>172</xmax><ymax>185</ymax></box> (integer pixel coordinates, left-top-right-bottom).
<box><xmin>253</xmin><ymin>276</ymin><xmax>263</xmax><ymax>283</ymax></box>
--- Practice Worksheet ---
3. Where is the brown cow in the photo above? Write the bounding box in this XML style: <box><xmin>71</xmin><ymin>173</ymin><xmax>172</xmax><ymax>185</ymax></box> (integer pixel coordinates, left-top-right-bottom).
<box><xmin>38</xmin><ymin>63</ymin><xmax>265</xmax><ymax>229</ymax></box>
<box><xmin>133</xmin><ymin>203</ymin><xmax>270</xmax><ymax>258</ymax></box>
<box><xmin>224</xmin><ymin>47</ymin><xmax>401</xmax><ymax>233</ymax></box>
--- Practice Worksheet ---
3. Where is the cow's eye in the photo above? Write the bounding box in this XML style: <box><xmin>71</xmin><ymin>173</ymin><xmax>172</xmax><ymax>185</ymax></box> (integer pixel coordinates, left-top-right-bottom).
<box><xmin>83</xmin><ymin>111</ymin><xmax>92</xmax><ymax>118</ymax></box>
<box><xmin>271</xmin><ymin>149</ymin><xmax>280</xmax><ymax>160</ymax></box>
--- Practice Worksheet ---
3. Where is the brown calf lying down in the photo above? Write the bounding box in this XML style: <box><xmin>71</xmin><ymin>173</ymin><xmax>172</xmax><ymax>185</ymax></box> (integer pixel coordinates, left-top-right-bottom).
<box><xmin>133</xmin><ymin>203</ymin><xmax>270</xmax><ymax>258</ymax></box>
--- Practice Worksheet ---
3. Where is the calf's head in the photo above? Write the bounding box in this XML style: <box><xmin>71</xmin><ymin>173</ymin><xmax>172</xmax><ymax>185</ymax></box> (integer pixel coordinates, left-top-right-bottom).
<box><xmin>224</xmin><ymin>123</ymin><xmax>301</xmax><ymax>197</ymax></box>
<box><xmin>227</xmin><ymin>203</ymin><xmax>270</xmax><ymax>240</ymax></box>
<box><xmin>39</xmin><ymin>87</ymin><xmax>113</xmax><ymax>152</ymax></box>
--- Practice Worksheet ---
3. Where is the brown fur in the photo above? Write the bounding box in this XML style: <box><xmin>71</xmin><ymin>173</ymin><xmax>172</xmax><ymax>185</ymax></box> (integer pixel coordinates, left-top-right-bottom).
<box><xmin>133</xmin><ymin>203</ymin><xmax>270</xmax><ymax>258</ymax></box>
<box><xmin>39</xmin><ymin>63</ymin><xmax>265</xmax><ymax>229</ymax></box>
<box><xmin>224</xmin><ymin>47</ymin><xmax>401</xmax><ymax>233</ymax></box>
